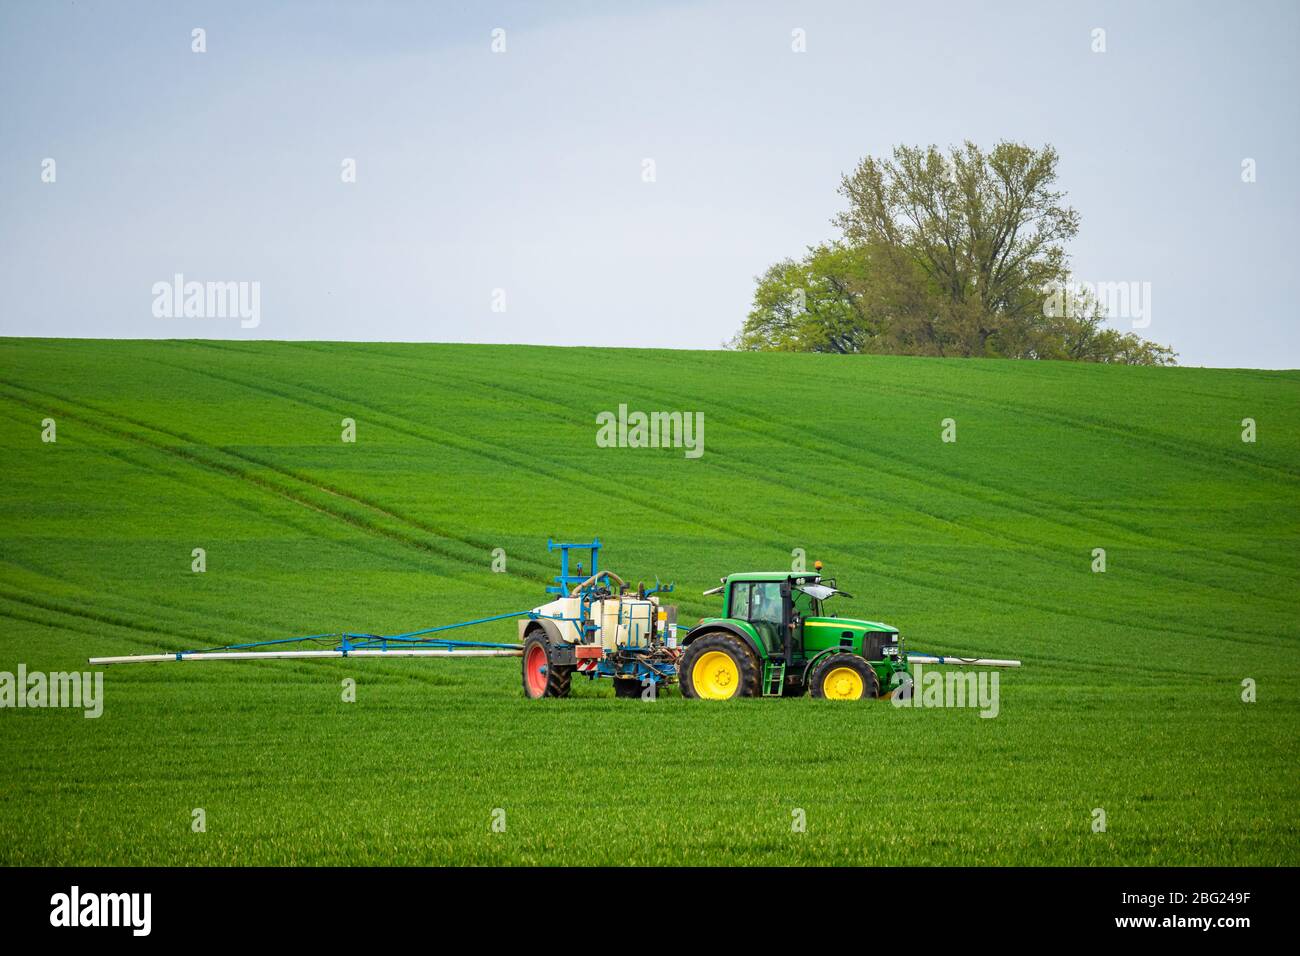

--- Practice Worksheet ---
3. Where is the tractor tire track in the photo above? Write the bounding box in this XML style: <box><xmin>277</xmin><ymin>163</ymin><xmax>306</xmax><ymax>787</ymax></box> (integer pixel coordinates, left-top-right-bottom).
<box><xmin>0</xmin><ymin>379</ymin><xmax>526</xmax><ymax>596</ymax></box>
<box><xmin>600</xmin><ymin>347</ymin><xmax>1299</xmax><ymax>573</ymax></box>
<box><xmin>0</xmin><ymin>412</ymin><xmax>525</xmax><ymax>655</ymax></box>
<box><xmin>212</xmin><ymin>344</ymin><xmax>1291</xmax><ymax>646</ymax></box>
<box><xmin>564</xmin><ymin>356</ymin><xmax>1295</xmax><ymax>587</ymax></box>
<box><xmin>375</xmin><ymin>350</ymin><xmax>1294</xmax><ymax>625</ymax></box>
<box><xmin>860</xmin><ymin>374</ymin><xmax>1299</xmax><ymax>486</ymax></box>
<box><xmin>0</xmin><ymin>378</ymin><xmax>568</xmax><ymax>662</ymax></box>
<box><xmin>862</xmin><ymin>361</ymin><xmax>1300</xmax><ymax>485</ymax></box>
<box><xmin>0</xmin><ymin>594</ymin><xmax>476</xmax><ymax>691</ymax></box>
<box><xmin>0</xmin><ymin>587</ymin><xmax>205</xmax><ymax>651</ymax></box>
<box><xmin>141</xmin><ymin>351</ymin><xmax>754</xmax><ymax>620</ymax></box>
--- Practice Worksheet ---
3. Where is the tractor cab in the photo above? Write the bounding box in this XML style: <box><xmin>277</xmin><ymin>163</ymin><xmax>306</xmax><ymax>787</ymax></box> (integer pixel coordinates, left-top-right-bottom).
<box><xmin>711</xmin><ymin>571</ymin><xmax>852</xmax><ymax>656</ymax></box>
<box><xmin>721</xmin><ymin>575</ymin><xmax>788</xmax><ymax>654</ymax></box>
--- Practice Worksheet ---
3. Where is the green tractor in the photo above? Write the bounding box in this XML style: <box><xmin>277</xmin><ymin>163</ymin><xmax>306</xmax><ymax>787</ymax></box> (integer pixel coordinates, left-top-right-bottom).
<box><xmin>678</xmin><ymin>565</ymin><xmax>909</xmax><ymax>700</ymax></box>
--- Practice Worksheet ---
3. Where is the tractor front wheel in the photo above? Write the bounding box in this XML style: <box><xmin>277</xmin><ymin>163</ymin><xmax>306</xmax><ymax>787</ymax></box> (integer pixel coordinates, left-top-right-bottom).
<box><xmin>679</xmin><ymin>633</ymin><xmax>760</xmax><ymax>700</ymax></box>
<box><xmin>810</xmin><ymin>654</ymin><xmax>880</xmax><ymax>700</ymax></box>
<box><xmin>521</xmin><ymin>633</ymin><xmax>572</xmax><ymax>699</ymax></box>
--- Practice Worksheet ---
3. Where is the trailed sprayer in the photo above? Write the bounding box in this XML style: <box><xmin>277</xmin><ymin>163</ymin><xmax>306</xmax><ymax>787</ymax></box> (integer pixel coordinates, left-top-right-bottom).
<box><xmin>91</xmin><ymin>538</ymin><xmax>1019</xmax><ymax>698</ymax></box>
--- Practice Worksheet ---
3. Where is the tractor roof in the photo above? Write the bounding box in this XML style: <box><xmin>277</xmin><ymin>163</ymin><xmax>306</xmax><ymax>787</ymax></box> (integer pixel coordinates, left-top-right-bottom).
<box><xmin>724</xmin><ymin>571</ymin><xmax>821</xmax><ymax>582</ymax></box>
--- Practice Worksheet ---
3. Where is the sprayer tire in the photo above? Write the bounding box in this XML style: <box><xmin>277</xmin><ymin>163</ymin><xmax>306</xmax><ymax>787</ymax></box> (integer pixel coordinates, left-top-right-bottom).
<box><xmin>521</xmin><ymin>633</ymin><xmax>572</xmax><ymax>699</ymax></box>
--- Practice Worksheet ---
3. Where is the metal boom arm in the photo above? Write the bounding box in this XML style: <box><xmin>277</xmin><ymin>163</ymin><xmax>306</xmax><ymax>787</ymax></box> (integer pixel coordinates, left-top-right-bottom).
<box><xmin>89</xmin><ymin>610</ymin><xmax>533</xmax><ymax>666</ymax></box>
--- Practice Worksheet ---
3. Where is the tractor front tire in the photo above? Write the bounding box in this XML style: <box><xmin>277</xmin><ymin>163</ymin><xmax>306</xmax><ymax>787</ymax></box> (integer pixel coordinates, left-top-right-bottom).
<box><xmin>521</xmin><ymin>633</ymin><xmax>572</xmax><ymax>699</ymax></box>
<box><xmin>679</xmin><ymin>633</ymin><xmax>760</xmax><ymax>700</ymax></box>
<box><xmin>810</xmin><ymin>654</ymin><xmax>880</xmax><ymax>700</ymax></box>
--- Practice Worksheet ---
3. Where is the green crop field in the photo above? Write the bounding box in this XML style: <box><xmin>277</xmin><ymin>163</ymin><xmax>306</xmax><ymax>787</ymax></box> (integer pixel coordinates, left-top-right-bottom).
<box><xmin>0</xmin><ymin>338</ymin><xmax>1296</xmax><ymax>866</ymax></box>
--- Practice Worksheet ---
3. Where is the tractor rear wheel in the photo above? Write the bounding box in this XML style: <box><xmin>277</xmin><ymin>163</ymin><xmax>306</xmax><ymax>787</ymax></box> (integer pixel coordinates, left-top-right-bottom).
<box><xmin>810</xmin><ymin>654</ymin><xmax>880</xmax><ymax>700</ymax></box>
<box><xmin>521</xmin><ymin>633</ymin><xmax>572</xmax><ymax>699</ymax></box>
<box><xmin>679</xmin><ymin>633</ymin><xmax>760</xmax><ymax>700</ymax></box>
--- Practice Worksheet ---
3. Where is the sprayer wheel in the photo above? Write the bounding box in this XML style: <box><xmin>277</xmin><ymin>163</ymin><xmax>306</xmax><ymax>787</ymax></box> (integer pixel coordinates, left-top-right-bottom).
<box><xmin>521</xmin><ymin>633</ymin><xmax>572</xmax><ymax>699</ymax></box>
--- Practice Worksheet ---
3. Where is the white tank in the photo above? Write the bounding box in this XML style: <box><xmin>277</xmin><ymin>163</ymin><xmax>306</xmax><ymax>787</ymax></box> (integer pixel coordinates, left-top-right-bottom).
<box><xmin>519</xmin><ymin>592</ymin><xmax>667</xmax><ymax>648</ymax></box>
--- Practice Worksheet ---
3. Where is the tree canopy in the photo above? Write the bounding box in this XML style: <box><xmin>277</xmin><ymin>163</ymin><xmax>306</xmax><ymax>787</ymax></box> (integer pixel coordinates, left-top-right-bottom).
<box><xmin>731</xmin><ymin>142</ymin><xmax>1175</xmax><ymax>365</ymax></box>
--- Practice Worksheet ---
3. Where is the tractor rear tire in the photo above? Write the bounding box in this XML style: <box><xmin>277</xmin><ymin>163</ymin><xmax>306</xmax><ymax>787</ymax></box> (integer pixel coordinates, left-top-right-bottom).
<box><xmin>810</xmin><ymin>654</ymin><xmax>880</xmax><ymax>700</ymax></box>
<box><xmin>521</xmin><ymin>633</ymin><xmax>572</xmax><ymax>699</ymax></box>
<box><xmin>679</xmin><ymin>633</ymin><xmax>760</xmax><ymax>700</ymax></box>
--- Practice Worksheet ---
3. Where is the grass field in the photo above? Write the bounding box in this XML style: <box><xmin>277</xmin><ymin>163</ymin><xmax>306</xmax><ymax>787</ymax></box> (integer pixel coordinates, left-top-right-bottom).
<box><xmin>0</xmin><ymin>338</ymin><xmax>1296</xmax><ymax>866</ymax></box>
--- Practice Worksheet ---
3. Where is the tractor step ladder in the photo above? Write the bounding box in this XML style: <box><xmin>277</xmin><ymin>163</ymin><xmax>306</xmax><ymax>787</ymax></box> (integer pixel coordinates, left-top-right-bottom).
<box><xmin>762</xmin><ymin>660</ymin><xmax>786</xmax><ymax>697</ymax></box>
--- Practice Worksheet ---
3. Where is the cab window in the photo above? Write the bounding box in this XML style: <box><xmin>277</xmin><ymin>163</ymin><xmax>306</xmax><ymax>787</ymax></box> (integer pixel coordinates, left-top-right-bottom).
<box><xmin>728</xmin><ymin>582</ymin><xmax>750</xmax><ymax>620</ymax></box>
<box><xmin>749</xmin><ymin>581</ymin><xmax>782</xmax><ymax>624</ymax></box>
<box><xmin>730</xmin><ymin>581</ymin><xmax>783</xmax><ymax>624</ymax></box>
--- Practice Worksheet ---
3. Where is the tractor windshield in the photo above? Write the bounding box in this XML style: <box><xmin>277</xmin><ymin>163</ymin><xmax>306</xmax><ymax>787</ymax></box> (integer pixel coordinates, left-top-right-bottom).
<box><xmin>792</xmin><ymin>590</ymin><xmax>821</xmax><ymax>617</ymax></box>
<box><xmin>795</xmin><ymin>583</ymin><xmax>853</xmax><ymax>615</ymax></box>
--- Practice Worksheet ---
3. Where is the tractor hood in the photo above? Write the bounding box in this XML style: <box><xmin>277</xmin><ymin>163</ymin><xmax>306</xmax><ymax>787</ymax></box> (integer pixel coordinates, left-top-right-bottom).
<box><xmin>802</xmin><ymin>616</ymin><xmax>897</xmax><ymax>634</ymax></box>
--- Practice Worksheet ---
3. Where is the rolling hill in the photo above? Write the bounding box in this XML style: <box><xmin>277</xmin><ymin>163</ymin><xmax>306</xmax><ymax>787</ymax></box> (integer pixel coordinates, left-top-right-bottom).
<box><xmin>0</xmin><ymin>338</ymin><xmax>1296</xmax><ymax>865</ymax></box>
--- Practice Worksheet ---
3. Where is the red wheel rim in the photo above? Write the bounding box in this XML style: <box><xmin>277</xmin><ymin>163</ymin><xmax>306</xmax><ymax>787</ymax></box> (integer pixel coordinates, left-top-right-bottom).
<box><xmin>524</xmin><ymin>644</ymin><xmax>548</xmax><ymax>697</ymax></box>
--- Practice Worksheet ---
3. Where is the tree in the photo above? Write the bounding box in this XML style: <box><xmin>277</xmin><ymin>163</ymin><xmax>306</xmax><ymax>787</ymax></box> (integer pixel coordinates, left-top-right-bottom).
<box><xmin>732</xmin><ymin>142</ymin><xmax>1176</xmax><ymax>365</ymax></box>
<box><xmin>731</xmin><ymin>245</ymin><xmax>876</xmax><ymax>353</ymax></box>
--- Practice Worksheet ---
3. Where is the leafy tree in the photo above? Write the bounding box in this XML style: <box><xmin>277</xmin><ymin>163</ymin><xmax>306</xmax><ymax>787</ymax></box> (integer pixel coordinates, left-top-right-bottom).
<box><xmin>733</xmin><ymin>245</ymin><xmax>876</xmax><ymax>353</ymax></box>
<box><xmin>732</xmin><ymin>142</ymin><xmax>1176</xmax><ymax>365</ymax></box>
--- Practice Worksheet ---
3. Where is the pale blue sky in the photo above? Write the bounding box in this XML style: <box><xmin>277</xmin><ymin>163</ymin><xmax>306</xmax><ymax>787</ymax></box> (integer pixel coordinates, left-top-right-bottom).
<box><xmin>1</xmin><ymin>0</ymin><xmax>1297</xmax><ymax>367</ymax></box>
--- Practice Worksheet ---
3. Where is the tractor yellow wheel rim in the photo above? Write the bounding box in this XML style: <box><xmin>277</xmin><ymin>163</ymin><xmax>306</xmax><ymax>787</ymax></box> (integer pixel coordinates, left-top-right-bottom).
<box><xmin>693</xmin><ymin>650</ymin><xmax>740</xmax><ymax>699</ymax></box>
<box><xmin>823</xmin><ymin>667</ymin><xmax>865</xmax><ymax>700</ymax></box>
